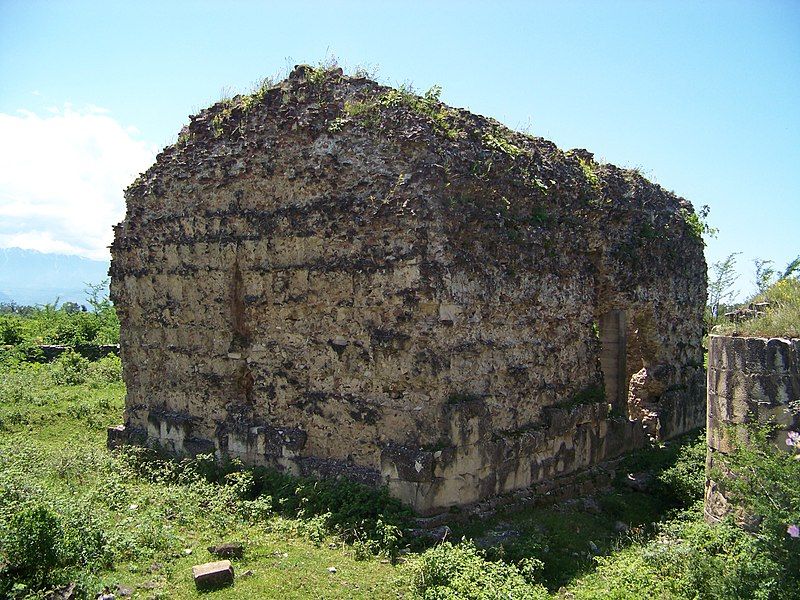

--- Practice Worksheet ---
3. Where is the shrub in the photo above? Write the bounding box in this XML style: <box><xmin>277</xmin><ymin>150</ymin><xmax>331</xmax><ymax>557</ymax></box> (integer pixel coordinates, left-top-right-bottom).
<box><xmin>0</xmin><ymin>504</ymin><xmax>63</xmax><ymax>588</ymax></box>
<box><xmin>87</xmin><ymin>354</ymin><xmax>122</xmax><ymax>385</ymax></box>
<box><xmin>656</xmin><ymin>430</ymin><xmax>707</xmax><ymax>507</ymax></box>
<box><xmin>405</xmin><ymin>540</ymin><xmax>549</xmax><ymax>599</ymax></box>
<box><xmin>572</xmin><ymin>513</ymin><xmax>786</xmax><ymax>599</ymax></box>
<box><xmin>0</xmin><ymin>316</ymin><xmax>23</xmax><ymax>345</ymax></box>
<box><xmin>711</xmin><ymin>424</ymin><xmax>800</xmax><ymax>595</ymax></box>
<box><xmin>49</xmin><ymin>350</ymin><xmax>90</xmax><ymax>385</ymax></box>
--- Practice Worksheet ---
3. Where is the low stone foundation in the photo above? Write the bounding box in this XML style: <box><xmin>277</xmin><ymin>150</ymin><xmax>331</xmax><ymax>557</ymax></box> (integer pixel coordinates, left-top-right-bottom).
<box><xmin>108</xmin><ymin>398</ymin><xmax>649</xmax><ymax>515</ymax></box>
<box><xmin>2</xmin><ymin>344</ymin><xmax>120</xmax><ymax>361</ymax></box>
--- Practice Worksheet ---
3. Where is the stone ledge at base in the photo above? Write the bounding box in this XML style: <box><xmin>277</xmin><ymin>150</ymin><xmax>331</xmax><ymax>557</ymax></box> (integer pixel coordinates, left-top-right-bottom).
<box><xmin>108</xmin><ymin>421</ymin><xmax>649</xmax><ymax>519</ymax></box>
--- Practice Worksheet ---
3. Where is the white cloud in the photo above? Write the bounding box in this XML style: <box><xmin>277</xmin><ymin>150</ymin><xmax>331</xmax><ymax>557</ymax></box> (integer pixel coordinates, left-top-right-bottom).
<box><xmin>0</xmin><ymin>105</ymin><xmax>157</xmax><ymax>260</ymax></box>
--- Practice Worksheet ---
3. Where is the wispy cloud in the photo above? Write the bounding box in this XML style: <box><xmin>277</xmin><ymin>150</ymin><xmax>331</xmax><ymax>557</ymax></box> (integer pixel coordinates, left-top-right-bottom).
<box><xmin>0</xmin><ymin>105</ymin><xmax>157</xmax><ymax>260</ymax></box>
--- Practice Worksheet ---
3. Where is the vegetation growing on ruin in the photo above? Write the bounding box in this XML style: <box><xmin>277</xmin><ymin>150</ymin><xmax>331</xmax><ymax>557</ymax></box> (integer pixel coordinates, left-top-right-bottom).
<box><xmin>680</xmin><ymin>204</ymin><xmax>716</xmax><ymax>242</ymax></box>
<box><xmin>552</xmin><ymin>385</ymin><xmax>606</xmax><ymax>411</ymax></box>
<box><xmin>481</xmin><ymin>129</ymin><xmax>524</xmax><ymax>158</ymax></box>
<box><xmin>724</xmin><ymin>277</ymin><xmax>800</xmax><ymax>338</ymax></box>
<box><xmin>712</xmin><ymin>256</ymin><xmax>800</xmax><ymax>338</ymax></box>
<box><xmin>343</xmin><ymin>82</ymin><xmax>463</xmax><ymax>140</ymax></box>
<box><xmin>578</xmin><ymin>156</ymin><xmax>600</xmax><ymax>190</ymax></box>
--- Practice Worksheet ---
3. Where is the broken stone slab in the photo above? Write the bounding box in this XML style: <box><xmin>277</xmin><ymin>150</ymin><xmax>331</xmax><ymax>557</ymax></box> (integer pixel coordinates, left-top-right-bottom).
<box><xmin>207</xmin><ymin>542</ymin><xmax>244</xmax><ymax>559</ymax></box>
<box><xmin>409</xmin><ymin>525</ymin><xmax>451</xmax><ymax>542</ymax></box>
<box><xmin>413</xmin><ymin>512</ymin><xmax>451</xmax><ymax>529</ymax></box>
<box><xmin>613</xmin><ymin>521</ymin><xmax>630</xmax><ymax>533</ymax></box>
<box><xmin>192</xmin><ymin>560</ymin><xmax>234</xmax><ymax>590</ymax></box>
<box><xmin>51</xmin><ymin>583</ymin><xmax>76</xmax><ymax>600</ymax></box>
<box><xmin>623</xmin><ymin>472</ymin><xmax>652</xmax><ymax>492</ymax></box>
<box><xmin>106</xmin><ymin>424</ymin><xmax>127</xmax><ymax>449</ymax></box>
<box><xmin>475</xmin><ymin>525</ymin><xmax>521</xmax><ymax>548</ymax></box>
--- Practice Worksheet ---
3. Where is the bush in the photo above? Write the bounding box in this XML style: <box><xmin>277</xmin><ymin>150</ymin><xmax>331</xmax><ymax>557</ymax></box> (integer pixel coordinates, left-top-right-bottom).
<box><xmin>0</xmin><ymin>315</ymin><xmax>23</xmax><ymax>345</ymax></box>
<box><xmin>656</xmin><ymin>430</ymin><xmax>707</xmax><ymax>507</ymax></box>
<box><xmin>87</xmin><ymin>354</ymin><xmax>122</xmax><ymax>385</ymax></box>
<box><xmin>711</xmin><ymin>424</ymin><xmax>800</xmax><ymax>595</ymax></box>
<box><xmin>49</xmin><ymin>350</ymin><xmax>90</xmax><ymax>385</ymax></box>
<box><xmin>406</xmin><ymin>541</ymin><xmax>549</xmax><ymax>599</ymax></box>
<box><xmin>571</xmin><ymin>512</ymin><xmax>787</xmax><ymax>599</ymax></box>
<box><xmin>0</xmin><ymin>504</ymin><xmax>63</xmax><ymax>589</ymax></box>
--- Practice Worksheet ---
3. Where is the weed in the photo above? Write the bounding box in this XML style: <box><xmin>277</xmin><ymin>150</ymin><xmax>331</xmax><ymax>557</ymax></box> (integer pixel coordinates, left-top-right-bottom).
<box><xmin>210</xmin><ymin>100</ymin><xmax>234</xmax><ymax>138</ymax></box>
<box><xmin>405</xmin><ymin>540</ymin><xmax>549</xmax><ymax>599</ymax></box>
<box><xmin>327</xmin><ymin>116</ymin><xmax>347</xmax><ymax>132</ymax></box>
<box><xmin>525</xmin><ymin>205</ymin><xmax>550</xmax><ymax>226</ymax></box>
<box><xmin>345</xmin><ymin>84</ymin><xmax>461</xmax><ymax>140</ymax></box>
<box><xmin>578</xmin><ymin>157</ymin><xmax>602</xmax><ymax>207</ymax></box>
<box><xmin>554</xmin><ymin>385</ymin><xmax>605</xmax><ymax>410</ymax></box>
<box><xmin>482</xmin><ymin>129</ymin><xmax>524</xmax><ymax>158</ymax></box>
<box><xmin>680</xmin><ymin>204</ymin><xmax>716</xmax><ymax>242</ymax></box>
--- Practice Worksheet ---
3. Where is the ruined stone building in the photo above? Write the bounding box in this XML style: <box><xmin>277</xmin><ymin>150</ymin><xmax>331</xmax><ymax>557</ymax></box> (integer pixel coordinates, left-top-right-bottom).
<box><xmin>109</xmin><ymin>66</ymin><xmax>707</xmax><ymax>513</ymax></box>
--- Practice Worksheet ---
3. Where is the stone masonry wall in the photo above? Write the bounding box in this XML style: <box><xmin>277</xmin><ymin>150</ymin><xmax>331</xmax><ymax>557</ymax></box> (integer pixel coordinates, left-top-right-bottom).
<box><xmin>705</xmin><ymin>335</ymin><xmax>800</xmax><ymax>523</ymax></box>
<box><xmin>110</xmin><ymin>66</ymin><xmax>707</xmax><ymax>513</ymax></box>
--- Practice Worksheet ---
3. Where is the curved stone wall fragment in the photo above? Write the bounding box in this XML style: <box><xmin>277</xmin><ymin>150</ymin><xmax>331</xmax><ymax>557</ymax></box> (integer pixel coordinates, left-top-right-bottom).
<box><xmin>109</xmin><ymin>66</ymin><xmax>707</xmax><ymax>513</ymax></box>
<box><xmin>705</xmin><ymin>335</ymin><xmax>800</xmax><ymax>523</ymax></box>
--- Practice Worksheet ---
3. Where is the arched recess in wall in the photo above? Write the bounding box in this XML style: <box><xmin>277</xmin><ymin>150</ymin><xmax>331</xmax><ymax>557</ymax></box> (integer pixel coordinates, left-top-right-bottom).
<box><xmin>591</xmin><ymin>249</ymin><xmax>663</xmax><ymax>427</ymax></box>
<box><xmin>590</xmin><ymin>250</ymin><xmax>630</xmax><ymax>416</ymax></box>
<box><xmin>597</xmin><ymin>309</ymin><xmax>628</xmax><ymax>414</ymax></box>
<box><xmin>625</xmin><ymin>306</ymin><xmax>666</xmax><ymax>437</ymax></box>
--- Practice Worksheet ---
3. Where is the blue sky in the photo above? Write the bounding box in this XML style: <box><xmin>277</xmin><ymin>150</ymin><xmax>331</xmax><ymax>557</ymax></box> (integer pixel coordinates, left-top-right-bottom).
<box><xmin>1</xmin><ymin>0</ymin><xmax>798</xmax><ymax>299</ymax></box>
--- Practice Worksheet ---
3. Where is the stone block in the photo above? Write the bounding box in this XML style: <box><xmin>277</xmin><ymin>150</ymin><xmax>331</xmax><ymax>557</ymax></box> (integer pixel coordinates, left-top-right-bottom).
<box><xmin>381</xmin><ymin>444</ymin><xmax>435</xmax><ymax>482</ymax></box>
<box><xmin>106</xmin><ymin>424</ymin><xmax>127</xmax><ymax>450</ymax></box>
<box><xmin>766</xmin><ymin>337</ymin><xmax>796</xmax><ymax>374</ymax></box>
<box><xmin>208</xmin><ymin>542</ymin><xmax>244</xmax><ymax>559</ymax></box>
<box><xmin>192</xmin><ymin>560</ymin><xmax>234</xmax><ymax>590</ymax></box>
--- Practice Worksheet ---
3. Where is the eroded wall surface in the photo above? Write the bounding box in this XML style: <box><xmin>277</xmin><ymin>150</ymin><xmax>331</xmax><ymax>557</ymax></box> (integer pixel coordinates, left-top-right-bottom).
<box><xmin>110</xmin><ymin>66</ymin><xmax>706</xmax><ymax>513</ymax></box>
<box><xmin>704</xmin><ymin>335</ymin><xmax>800</xmax><ymax>523</ymax></box>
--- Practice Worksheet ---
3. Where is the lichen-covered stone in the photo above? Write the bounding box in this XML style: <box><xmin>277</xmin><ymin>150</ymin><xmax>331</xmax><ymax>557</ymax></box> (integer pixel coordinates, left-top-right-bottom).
<box><xmin>110</xmin><ymin>65</ymin><xmax>706</xmax><ymax>513</ymax></box>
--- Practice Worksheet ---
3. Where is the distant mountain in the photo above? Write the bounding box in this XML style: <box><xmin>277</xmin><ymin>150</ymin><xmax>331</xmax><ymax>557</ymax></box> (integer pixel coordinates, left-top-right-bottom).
<box><xmin>0</xmin><ymin>248</ymin><xmax>110</xmax><ymax>307</ymax></box>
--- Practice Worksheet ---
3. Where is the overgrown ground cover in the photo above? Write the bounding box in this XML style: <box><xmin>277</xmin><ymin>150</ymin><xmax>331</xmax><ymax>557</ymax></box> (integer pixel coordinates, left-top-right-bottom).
<box><xmin>0</xmin><ymin>351</ymin><xmax>406</xmax><ymax>599</ymax></box>
<box><xmin>714</xmin><ymin>277</ymin><xmax>800</xmax><ymax>338</ymax></box>
<box><xmin>1</xmin><ymin>341</ymin><xmax>798</xmax><ymax>598</ymax></box>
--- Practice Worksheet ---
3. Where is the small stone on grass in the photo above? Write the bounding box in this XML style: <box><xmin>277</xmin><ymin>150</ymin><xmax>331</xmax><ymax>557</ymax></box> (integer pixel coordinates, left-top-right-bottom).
<box><xmin>192</xmin><ymin>560</ymin><xmax>235</xmax><ymax>590</ymax></box>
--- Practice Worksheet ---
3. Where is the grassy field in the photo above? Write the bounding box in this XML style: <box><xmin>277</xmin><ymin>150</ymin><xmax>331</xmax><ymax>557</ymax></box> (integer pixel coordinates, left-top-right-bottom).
<box><xmin>1</xmin><ymin>349</ymin><xmax>797</xmax><ymax>599</ymax></box>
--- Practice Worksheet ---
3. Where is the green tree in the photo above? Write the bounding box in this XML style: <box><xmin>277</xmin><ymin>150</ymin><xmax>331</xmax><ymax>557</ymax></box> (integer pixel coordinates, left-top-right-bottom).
<box><xmin>707</xmin><ymin>252</ymin><xmax>740</xmax><ymax>328</ymax></box>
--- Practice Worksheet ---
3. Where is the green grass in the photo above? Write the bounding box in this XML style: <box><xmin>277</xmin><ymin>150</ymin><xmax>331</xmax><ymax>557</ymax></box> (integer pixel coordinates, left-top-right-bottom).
<box><xmin>1</xmin><ymin>350</ymin><xmax>796</xmax><ymax>599</ymax></box>
<box><xmin>0</xmin><ymin>360</ymin><xmax>406</xmax><ymax>599</ymax></box>
<box><xmin>714</xmin><ymin>277</ymin><xmax>800</xmax><ymax>338</ymax></box>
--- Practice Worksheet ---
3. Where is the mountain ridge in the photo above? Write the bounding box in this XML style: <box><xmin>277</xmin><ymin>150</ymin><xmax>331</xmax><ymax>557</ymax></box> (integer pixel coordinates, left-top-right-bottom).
<box><xmin>0</xmin><ymin>247</ymin><xmax>110</xmax><ymax>306</ymax></box>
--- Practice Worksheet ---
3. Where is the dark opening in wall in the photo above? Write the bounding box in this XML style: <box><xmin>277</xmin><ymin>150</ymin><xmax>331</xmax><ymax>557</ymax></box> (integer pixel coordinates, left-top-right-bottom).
<box><xmin>598</xmin><ymin>309</ymin><xmax>627</xmax><ymax>413</ymax></box>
